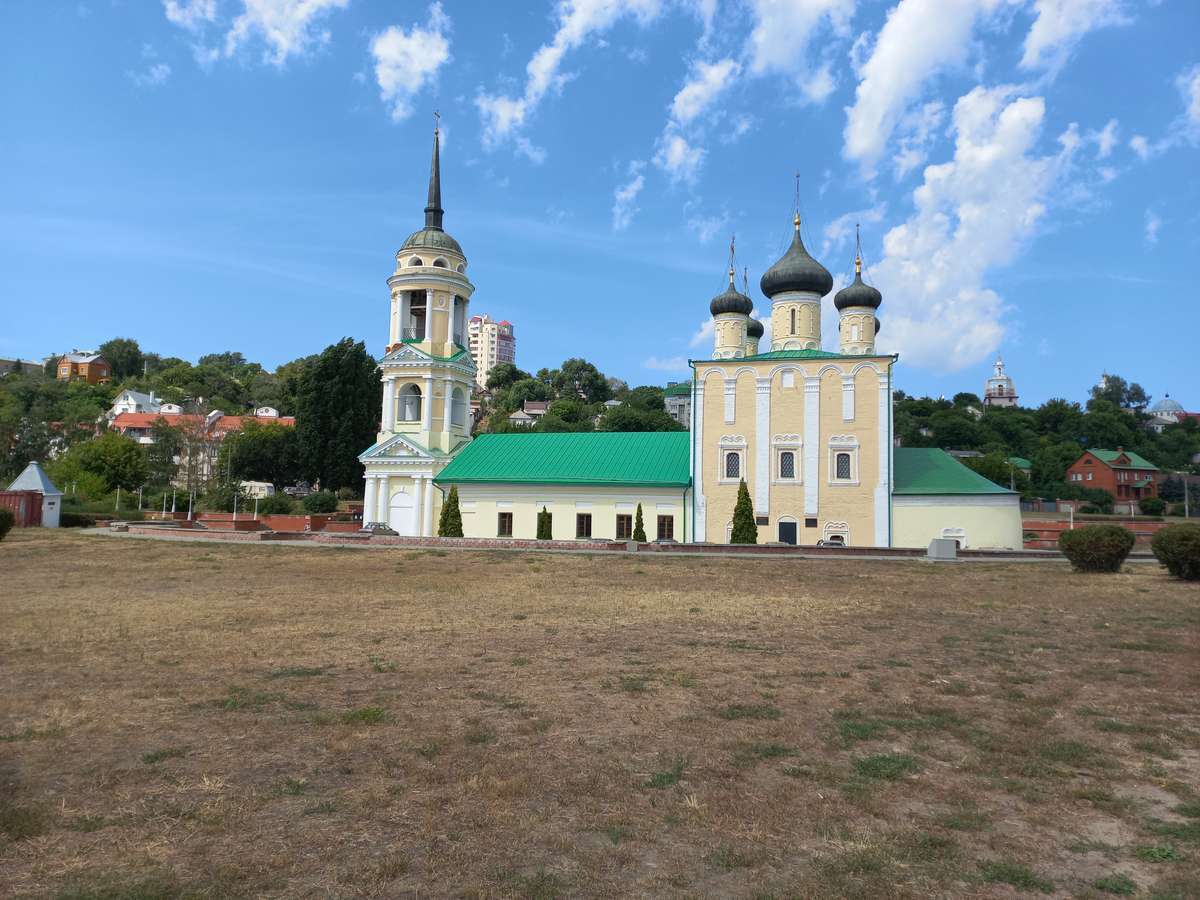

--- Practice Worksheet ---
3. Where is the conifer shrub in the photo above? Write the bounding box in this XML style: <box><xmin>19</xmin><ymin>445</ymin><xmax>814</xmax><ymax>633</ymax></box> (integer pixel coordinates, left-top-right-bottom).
<box><xmin>0</xmin><ymin>507</ymin><xmax>14</xmax><ymax>541</ymax></box>
<box><xmin>302</xmin><ymin>490</ymin><xmax>338</xmax><ymax>514</ymax></box>
<box><xmin>1058</xmin><ymin>524</ymin><xmax>1135</xmax><ymax>573</ymax></box>
<box><xmin>536</xmin><ymin>506</ymin><xmax>552</xmax><ymax>540</ymax></box>
<box><xmin>1150</xmin><ymin>524</ymin><xmax>1200</xmax><ymax>581</ymax></box>
<box><xmin>438</xmin><ymin>486</ymin><xmax>464</xmax><ymax>538</ymax></box>
<box><xmin>1137</xmin><ymin>496</ymin><xmax>1165</xmax><ymax>516</ymax></box>
<box><xmin>730</xmin><ymin>479</ymin><xmax>757</xmax><ymax>544</ymax></box>
<box><xmin>256</xmin><ymin>494</ymin><xmax>295</xmax><ymax>515</ymax></box>
<box><xmin>632</xmin><ymin>503</ymin><xmax>647</xmax><ymax>542</ymax></box>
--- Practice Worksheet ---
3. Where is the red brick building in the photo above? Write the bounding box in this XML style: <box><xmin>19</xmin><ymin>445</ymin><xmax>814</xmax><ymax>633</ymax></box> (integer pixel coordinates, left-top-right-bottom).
<box><xmin>1066</xmin><ymin>448</ymin><xmax>1159</xmax><ymax>510</ymax></box>
<box><xmin>56</xmin><ymin>351</ymin><xmax>111</xmax><ymax>384</ymax></box>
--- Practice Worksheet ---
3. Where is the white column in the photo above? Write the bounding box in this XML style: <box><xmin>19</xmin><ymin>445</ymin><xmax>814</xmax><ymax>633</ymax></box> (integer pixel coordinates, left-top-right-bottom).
<box><xmin>390</xmin><ymin>294</ymin><xmax>399</xmax><ymax>345</ymax></box>
<box><xmin>842</xmin><ymin>375</ymin><xmax>856</xmax><ymax>422</ymax></box>
<box><xmin>754</xmin><ymin>377</ymin><xmax>770</xmax><ymax>515</ymax></box>
<box><xmin>804</xmin><ymin>376</ymin><xmax>820</xmax><ymax>516</ymax></box>
<box><xmin>443</xmin><ymin>376</ymin><xmax>454</xmax><ymax>434</ymax></box>
<box><xmin>422</xmin><ymin>476</ymin><xmax>434</xmax><ymax>536</ymax></box>
<box><xmin>400</xmin><ymin>293</ymin><xmax>410</xmax><ymax>340</ymax></box>
<box><xmin>382</xmin><ymin>379</ymin><xmax>396</xmax><ymax>432</ymax></box>
<box><xmin>424</xmin><ymin>290</ymin><xmax>433</xmax><ymax>341</ymax></box>
<box><xmin>363</xmin><ymin>474</ymin><xmax>378</xmax><ymax>526</ymax></box>
<box><xmin>411</xmin><ymin>476</ymin><xmax>423</xmax><ymax>536</ymax></box>
<box><xmin>376</xmin><ymin>475</ymin><xmax>389</xmax><ymax>525</ymax></box>
<box><xmin>874</xmin><ymin>370</ymin><xmax>891</xmax><ymax>548</ymax></box>
<box><xmin>693</xmin><ymin>381</ymin><xmax>705</xmax><ymax>542</ymax></box>
<box><xmin>422</xmin><ymin>376</ymin><xmax>433</xmax><ymax>430</ymax></box>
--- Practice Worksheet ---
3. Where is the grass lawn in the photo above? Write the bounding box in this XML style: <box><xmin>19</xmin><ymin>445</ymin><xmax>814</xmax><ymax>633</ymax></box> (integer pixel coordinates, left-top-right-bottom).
<box><xmin>1</xmin><ymin>530</ymin><xmax>1197</xmax><ymax>898</ymax></box>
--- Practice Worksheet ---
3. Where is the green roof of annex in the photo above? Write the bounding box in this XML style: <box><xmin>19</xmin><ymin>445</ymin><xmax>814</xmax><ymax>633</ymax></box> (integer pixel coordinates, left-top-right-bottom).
<box><xmin>1088</xmin><ymin>449</ymin><xmax>1159</xmax><ymax>470</ymax></box>
<box><xmin>892</xmin><ymin>448</ymin><xmax>1014</xmax><ymax>495</ymax></box>
<box><xmin>435</xmin><ymin>432</ymin><xmax>691</xmax><ymax>487</ymax></box>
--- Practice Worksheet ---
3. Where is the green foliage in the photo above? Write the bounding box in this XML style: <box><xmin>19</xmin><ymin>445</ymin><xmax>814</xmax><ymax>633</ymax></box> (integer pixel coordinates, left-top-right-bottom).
<box><xmin>59</xmin><ymin>511</ymin><xmax>97</xmax><ymax>528</ymax></box>
<box><xmin>1058</xmin><ymin>524</ymin><xmax>1136</xmax><ymax>573</ymax></box>
<box><xmin>960</xmin><ymin>452</ymin><xmax>1032</xmax><ymax>497</ymax></box>
<box><xmin>73</xmin><ymin>432</ymin><xmax>148</xmax><ymax>492</ymax></box>
<box><xmin>145</xmin><ymin>419</ymin><xmax>183</xmax><ymax>487</ymax></box>
<box><xmin>632</xmin><ymin>503</ymin><xmax>647</xmax><ymax>542</ymax></box>
<box><xmin>98</xmin><ymin>337</ymin><xmax>144</xmax><ymax>380</ymax></box>
<box><xmin>0</xmin><ymin>507</ymin><xmax>13</xmax><ymax>540</ymax></box>
<box><xmin>438</xmin><ymin>486</ymin><xmax>464</xmax><ymax>537</ymax></box>
<box><xmin>1138</xmin><ymin>496</ymin><xmax>1165</xmax><ymax>516</ymax></box>
<box><xmin>302</xmin><ymin>490</ymin><xmax>338</xmax><ymax>514</ymax></box>
<box><xmin>255</xmin><ymin>493</ymin><xmax>295</xmax><ymax>515</ymax></box>
<box><xmin>202</xmin><ymin>480</ymin><xmax>250</xmax><ymax>513</ymax></box>
<box><xmin>536</xmin><ymin>505</ymin><xmax>552</xmax><ymax>540</ymax></box>
<box><xmin>1150</xmin><ymin>524</ymin><xmax>1200</xmax><ymax>581</ymax></box>
<box><xmin>730</xmin><ymin>479</ymin><xmax>757</xmax><ymax>544</ymax></box>
<box><xmin>597</xmin><ymin>404</ymin><xmax>684</xmax><ymax>432</ymax></box>
<box><xmin>218</xmin><ymin>422</ymin><xmax>301</xmax><ymax>487</ymax></box>
<box><xmin>295</xmin><ymin>338</ymin><xmax>380</xmax><ymax>492</ymax></box>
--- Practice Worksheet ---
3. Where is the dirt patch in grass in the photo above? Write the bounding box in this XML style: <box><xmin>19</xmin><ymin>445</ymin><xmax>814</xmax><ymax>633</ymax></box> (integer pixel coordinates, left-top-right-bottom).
<box><xmin>0</xmin><ymin>529</ymin><xmax>1197</xmax><ymax>897</ymax></box>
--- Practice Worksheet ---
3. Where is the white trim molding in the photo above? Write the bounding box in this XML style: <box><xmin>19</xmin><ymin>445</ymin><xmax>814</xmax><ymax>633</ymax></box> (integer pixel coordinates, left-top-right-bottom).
<box><xmin>827</xmin><ymin>434</ymin><xmax>861</xmax><ymax>486</ymax></box>
<box><xmin>804</xmin><ymin>377</ymin><xmax>820</xmax><ymax>515</ymax></box>
<box><xmin>754</xmin><ymin>377</ymin><xmax>770</xmax><ymax>514</ymax></box>
<box><xmin>841</xmin><ymin>375</ymin><xmax>856</xmax><ymax>422</ymax></box>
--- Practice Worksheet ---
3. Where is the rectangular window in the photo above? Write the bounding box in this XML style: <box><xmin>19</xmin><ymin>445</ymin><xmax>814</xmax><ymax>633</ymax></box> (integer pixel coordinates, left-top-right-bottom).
<box><xmin>616</xmin><ymin>513</ymin><xmax>633</xmax><ymax>540</ymax></box>
<box><xmin>836</xmin><ymin>452</ymin><xmax>852</xmax><ymax>480</ymax></box>
<box><xmin>778</xmin><ymin>450</ymin><xmax>796</xmax><ymax>480</ymax></box>
<box><xmin>497</xmin><ymin>512</ymin><xmax>513</xmax><ymax>537</ymax></box>
<box><xmin>657</xmin><ymin>515</ymin><xmax>674</xmax><ymax>541</ymax></box>
<box><xmin>1086</xmin><ymin>472</ymin><xmax>1093</xmax><ymax>481</ymax></box>
<box><xmin>724</xmin><ymin>450</ymin><xmax>741</xmax><ymax>479</ymax></box>
<box><xmin>576</xmin><ymin>513</ymin><xmax>592</xmax><ymax>539</ymax></box>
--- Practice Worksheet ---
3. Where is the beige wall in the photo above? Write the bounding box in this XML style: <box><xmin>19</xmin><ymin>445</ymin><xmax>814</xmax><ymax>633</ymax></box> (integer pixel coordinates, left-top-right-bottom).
<box><xmin>445</xmin><ymin>485</ymin><xmax>690</xmax><ymax>542</ymax></box>
<box><xmin>697</xmin><ymin>356</ymin><xmax>891</xmax><ymax>546</ymax></box>
<box><xmin>892</xmin><ymin>496</ymin><xmax>1023</xmax><ymax>550</ymax></box>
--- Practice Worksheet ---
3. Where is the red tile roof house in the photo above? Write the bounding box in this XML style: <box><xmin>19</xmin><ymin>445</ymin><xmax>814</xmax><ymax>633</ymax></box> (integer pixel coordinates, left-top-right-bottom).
<box><xmin>1065</xmin><ymin>448</ymin><xmax>1160</xmax><ymax>515</ymax></box>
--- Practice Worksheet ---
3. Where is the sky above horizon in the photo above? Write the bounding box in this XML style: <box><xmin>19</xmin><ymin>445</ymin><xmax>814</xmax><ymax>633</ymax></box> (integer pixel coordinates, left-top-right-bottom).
<box><xmin>1</xmin><ymin>0</ymin><xmax>1198</xmax><ymax>407</ymax></box>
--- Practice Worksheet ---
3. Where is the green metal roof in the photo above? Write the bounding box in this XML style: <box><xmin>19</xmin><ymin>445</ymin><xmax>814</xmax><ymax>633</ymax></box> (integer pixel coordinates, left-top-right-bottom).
<box><xmin>662</xmin><ymin>382</ymin><xmax>692</xmax><ymax>396</ymax></box>
<box><xmin>435</xmin><ymin>432</ymin><xmax>691</xmax><ymax>487</ymax></box>
<box><xmin>1089</xmin><ymin>449</ymin><xmax>1159</xmax><ymax>470</ymax></box>
<box><xmin>893</xmin><ymin>448</ymin><xmax>1015</xmax><ymax>495</ymax></box>
<box><xmin>1008</xmin><ymin>456</ymin><xmax>1032</xmax><ymax>471</ymax></box>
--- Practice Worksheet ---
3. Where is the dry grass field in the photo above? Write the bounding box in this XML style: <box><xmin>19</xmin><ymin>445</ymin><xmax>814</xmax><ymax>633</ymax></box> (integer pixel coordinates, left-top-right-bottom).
<box><xmin>1</xmin><ymin>530</ymin><xmax>1198</xmax><ymax>899</ymax></box>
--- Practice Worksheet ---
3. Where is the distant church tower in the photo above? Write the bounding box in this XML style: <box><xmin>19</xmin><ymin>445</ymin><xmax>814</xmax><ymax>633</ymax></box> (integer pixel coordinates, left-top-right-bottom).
<box><xmin>833</xmin><ymin>226</ymin><xmax>882</xmax><ymax>355</ymax></box>
<box><xmin>709</xmin><ymin>239</ymin><xmax>754</xmax><ymax>360</ymax></box>
<box><xmin>983</xmin><ymin>357</ymin><xmax>1018</xmax><ymax>407</ymax></box>
<box><xmin>359</xmin><ymin>118</ymin><xmax>477</xmax><ymax>535</ymax></box>
<box><xmin>762</xmin><ymin>212</ymin><xmax>833</xmax><ymax>350</ymax></box>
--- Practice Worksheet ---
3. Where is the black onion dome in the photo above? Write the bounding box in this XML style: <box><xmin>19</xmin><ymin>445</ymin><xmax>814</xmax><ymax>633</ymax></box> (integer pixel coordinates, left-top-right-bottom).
<box><xmin>746</xmin><ymin>317</ymin><xmax>764</xmax><ymax>339</ymax></box>
<box><xmin>709</xmin><ymin>275</ymin><xmax>754</xmax><ymax>316</ymax></box>
<box><xmin>760</xmin><ymin>218</ymin><xmax>833</xmax><ymax>298</ymax></box>
<box><xmin>834</xmin><ymin>271</ymin><xmax>883</xmax><ymax>311</ymax></box>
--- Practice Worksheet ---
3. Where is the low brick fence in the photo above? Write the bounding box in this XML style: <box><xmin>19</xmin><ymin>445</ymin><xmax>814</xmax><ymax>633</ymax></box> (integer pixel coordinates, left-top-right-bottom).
<box><xmin>1023</xmin><ymin>518</ymin><xmax>1173</xmax><ymax>550</ymax></box>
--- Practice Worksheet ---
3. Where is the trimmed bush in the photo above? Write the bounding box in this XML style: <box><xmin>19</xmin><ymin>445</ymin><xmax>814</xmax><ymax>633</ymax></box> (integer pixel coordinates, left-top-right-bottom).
<box><xmin>536</xmin><ymin>506</ymin><xmax>552</xmax><ymax>540</ymax></box>
<box><xmin>59</xmin><ymin>512</ymin><xmax>97</xmax><ymax>528</ymax></box>
<box><xmin>730</xmin><ymin>479</ymin><xmax>757</xmax><ymax>544</ymax></box>
<box><xmin>632</xmin><ymin>503</ymin><xmax>647</xmax><ymax>542</ymax></box>
<box><xmin>255</xmin><ymin>494</ymin><xmax>295</xmax><ymax>515</ymax></box>
<box><xmin>1150</xmin><ymin>524</ymin><xmax>1200</xmax><ymax>581</ymax></box>
<box><xmin>1058</xmin><ymin>524</ymin><xmax>1135</xmax><ymax>573</ymax></box>
<box><xmin>438</xmin><ymin>486</ymin><xmax>463</xmax><ymax>538</ymax></box>
<box><xmin>302</xmin><ymin>490</ymin><xmax>338</xmax><ymax>514</ymax></box>
<box><xmin>1138</xmin><ymin>496</ymin><xmax>1165</xmax><ymax>516</ymax></box>
<box><xmin>0</xmin><ymin>507</ymin><xmax>14</xmax><ymax>541</ymax></box>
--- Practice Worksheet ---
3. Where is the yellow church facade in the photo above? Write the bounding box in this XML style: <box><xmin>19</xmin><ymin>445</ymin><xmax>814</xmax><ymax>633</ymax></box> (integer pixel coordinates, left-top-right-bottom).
<box><xmin>361</xmin><ymin>124</ymin><xmax>1023</xmax><ymax>550</ymax></box>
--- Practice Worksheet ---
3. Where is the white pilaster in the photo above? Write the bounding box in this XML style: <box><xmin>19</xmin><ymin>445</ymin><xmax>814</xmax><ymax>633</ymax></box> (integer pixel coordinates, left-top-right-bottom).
<box><xmin>804</xmin><ymin>376</ymin><xmax>820</xmax><ymax>516</ymax></box>
<box><xmin>443</xmin><ymin>376</ymin><xmax>454</xmax><ymax>434</ymax></box>
<box><xmin>874</xmin><ymin>371</ymin><xmax>891</xmax><ymax>547</ymax></box>
<box><xmin>424</xmin><ymin>290</ymin><xmax>433</xmax><ymax>341</ymax></box>
<box><xmin>754</xmin><ymin>377</ymin><xmax>770</xmax><ymax>515</ymax></box>
<box><xmin>363</xmin><ymin>474</ymin><xmax>377</xmax><ymax>526</ymax></box>
<box><xmin>400</xmin><ymin>293</ymin><xmax>410</xmax><ymax>340</ymax></box>
<box><xmin>375</xmin><ymin>474</ymin><xmax>389</xmax><ymax>525</ymax></box>
<box><xmin>422</xmin><ymin>476</ymin><xmax>434</xmax><ymax>536</ymax></box>
<box><xmin>693</xmin><ymin>381</ymin><xmax>706</xmax><ymax>542</ymax></box>
<box><xmin>423</xmin><ymin>376</ymin><xmax>433</xmax><ymax>431</ymax></box>
<box><xmin>724</xmin><ymin>379</ymin><xmax>736</xmax><ymax>424</ymax></box>
<box><xmin>382</xmin><ymin>379</ymin><xmax>396</xmax><ymax>432</ymax></box>
<box><xmin>842</xmin><ymin>375</ymin><xmax>855</xmax><ymax>422</ymax></box>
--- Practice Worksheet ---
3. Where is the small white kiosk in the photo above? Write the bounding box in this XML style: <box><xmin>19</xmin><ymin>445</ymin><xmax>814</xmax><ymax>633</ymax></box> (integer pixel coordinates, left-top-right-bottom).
<box><xmin>7</xmin><ymin>462</ymin><xmax>63</xmax><ymax>528</ymax></box>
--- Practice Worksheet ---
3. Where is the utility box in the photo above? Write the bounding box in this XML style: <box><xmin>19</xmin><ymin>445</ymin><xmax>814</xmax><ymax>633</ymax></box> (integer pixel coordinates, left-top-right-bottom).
<box><xmin>927</xmin><ymin>538</ymin><xmax>958</xmax><ymax>561</ymax></box>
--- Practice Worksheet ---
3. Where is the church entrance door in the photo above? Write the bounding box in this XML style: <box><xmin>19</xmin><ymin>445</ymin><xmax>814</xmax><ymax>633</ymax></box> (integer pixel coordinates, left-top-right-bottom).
<box><xmin>388</xmin><ymin>490</ymin><xmax>417</xmax><ymax>535</ymax></box>
<box><xmin>778</xmin><ymin>521</ymin><xmax>797</xmax><ymax>545</ymax></box>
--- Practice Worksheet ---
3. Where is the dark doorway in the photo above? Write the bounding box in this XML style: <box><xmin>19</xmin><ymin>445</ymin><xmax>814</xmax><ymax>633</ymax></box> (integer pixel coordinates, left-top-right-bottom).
<box><xmin>778</xmin><ymin>521</ymin><xmax>797</xmax><ymax>545</ymax></box>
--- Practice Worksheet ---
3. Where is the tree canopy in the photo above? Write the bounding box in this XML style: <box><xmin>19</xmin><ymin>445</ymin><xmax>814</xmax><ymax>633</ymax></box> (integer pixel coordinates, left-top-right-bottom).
<box><xmin>294</xmin><ymin>338</ymin><xmax>380</xmax><ymax>492</ymax></box>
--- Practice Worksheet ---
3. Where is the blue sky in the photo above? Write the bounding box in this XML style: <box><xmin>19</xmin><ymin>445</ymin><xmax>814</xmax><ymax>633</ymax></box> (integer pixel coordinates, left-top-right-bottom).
<box><xmin>1</xmin><ymin>1</ymin><xmax>1197</xmax><ymax>406</ymax></box>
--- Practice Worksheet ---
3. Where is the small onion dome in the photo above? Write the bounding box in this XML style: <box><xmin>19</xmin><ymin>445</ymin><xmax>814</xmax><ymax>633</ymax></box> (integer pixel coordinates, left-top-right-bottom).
<box><xmin>709</xmin><ymin>271</ymin><xmax>754</xmax><ymax>316</ymax></box>
<box><xmin>874</xmin><ymin>317</ymin><xmax>881</xmax><ymax>335</ymax></box>
<box><xmin>761</xmin><ymin>215</ymin><xmax>833</xmax><ymax>298</ymax></box>
<box><xmin>746</xmin><ymin>317</ymin><xmax>764</xmax><ymax>339</ymax></box>
<box><xmin>834</xmin><ymin>270</ymin><xmax>883</xmax><ymax>311</ymax></box>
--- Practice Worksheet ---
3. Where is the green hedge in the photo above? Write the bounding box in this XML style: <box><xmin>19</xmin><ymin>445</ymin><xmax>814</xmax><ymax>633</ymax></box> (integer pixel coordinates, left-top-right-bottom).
<box><xmin>1138</xmin><ymin>496</ymin><xmax>1165</xmax><ymax>516</ymax></box>
<box><xmin>0</xmin><ymin>507</ymin><xmax>13</xmax><ymax>541</ymax></box>
<box><xmin>255</xmin><ymin>494</ymin><xmax>295</xmax><ymax>515</ymax></box>
<box><xmin>1150</xmin><ymin>524</ymin><xmax>1200</xmax><ymax>581</ymax></box>
<box><xmin>1058</xmin><ymin>524</ymin><xmax>1135</xmax><ymax>573</ymax></box>
<box><xmin>302</xmin><ymin>490</ymin><xmax>338</xmax><ymax>514</ymax></box>
<box><xmin>60</xmin><ymin>512</ymin><xmax>98</xmax><ymax>528</ymax></box>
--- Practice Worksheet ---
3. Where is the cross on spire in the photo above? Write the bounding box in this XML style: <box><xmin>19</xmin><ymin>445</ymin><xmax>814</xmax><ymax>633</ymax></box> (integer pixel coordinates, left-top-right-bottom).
<box><xmin>728</xmin><ymin>234</ymin><xmax>736</xmax><ymax>285</ymax></box>
<box><xmin>855</xmin><ymin>223</ymin><xmax>862</xmax><ymax>275</ymax></box>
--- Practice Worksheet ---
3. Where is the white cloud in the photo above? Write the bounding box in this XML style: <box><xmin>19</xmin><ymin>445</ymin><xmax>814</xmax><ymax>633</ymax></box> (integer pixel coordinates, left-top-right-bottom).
<box><xmin>821</xmin><ymin>205</ymin><xmax>886</xmax><ymax>257</ymax></box>
<box><xmin>1097</xmin><ymin>165</ymin><xmax>1117</xmax><ymax>182</ymax></box>
<box><xmin>872</xmin><ymin>85</ymin><xmax>1073</xmax><ymax>371</ymax></box>
<box><xmin>163</xmin><ymin>0</ymin><xmax>216</xmax><ymax>30</ymax></box>
<box><xmin>746</xmin><ymin>0</ymin><xmax>854</xmax><ymax>77</ymax></box>
<box><xmin>689</xmin><ymin>318</ymin><xmax>715</xmax><ymax>348</ymax></box>
<box><xmin>370</xmin><ymin>3</ymin><xmax>452</xmax><ymax>122</ymax></box>
<box><xmin>892</xmin><ymin>100</ymin><xmax>946</xmax><ymax>179</ymax></box>
<box><xmin>751</xmin><ymin>309</ymin><xmax>773</xmax><ymax>346</ymax></box>
<box><xmin>475</xmin><ymin>0</ymin><xmax>666</xmax><ymax>154</ymax></box>
<box><xmin>685</xmin><ymin>209</ymin><xmax>726</xmax><ymax>243</ymax></box>
<box><xmin>654</xmin><ymin>133</ymin><xmax>704</xmax><ymax>183</ymax></box>
<box><xmin>223</xmin><ymin>0</ymin><xmax>350</xmax><ymax>65</ymax></box>
<box><xmin>612</xmin><ymin>162</ymin><xmax>646</xmax><ymax>230</ymax></box>
<box><xmin>1129</xmin><ymin>133</ymin><xmax>1151</xmax><ymax>159</ymax></box>
<box><xmin>1020</xmin><ymin>0</ymin><xmax>1130</xmax><ymax>72</ymax></box>
<box><xmin>1126</xmin><ymin>67</ymin><xmax>1200</xmax><ymax>160</ymax></box>
<box><xmin>129</xmin><ymin>62</ymin><xmax>173</xmax><ymax>87</ymax></box>
<box><xmin>1144</xmin><ymin>209</ymin><xmax>1161</xmax><ymax>244</ymax></box>
<box><xmin>643</xmin><ymin>355</ymin><xmax>690</xmax><ymax>372</ymax></box>
<box><xmin>843</xmin><ymin>0</ymin><xmax>1009</xmax><ymax>173</ymax></box>
<box><xmin>1089</xmin><ymin>117</ymin><xmax>1118</xmax><ymax>157</ymax></box>
<box><xmin>1179</xmin><ymin>63</ymin><xmax>1200</xmax><ymax>127</ymax></box>
<box><xmin>670</xmin><ymin>57</ymin><xmax>739</xmax><ymax>124</ymax></box>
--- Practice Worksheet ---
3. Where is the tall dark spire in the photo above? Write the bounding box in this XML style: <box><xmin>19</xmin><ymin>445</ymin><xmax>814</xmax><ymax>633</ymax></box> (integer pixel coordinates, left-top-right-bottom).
<box><xmin>424</xmin><ymin>113</ymin><xmax>444</xmax><ymax>231</ymax></box>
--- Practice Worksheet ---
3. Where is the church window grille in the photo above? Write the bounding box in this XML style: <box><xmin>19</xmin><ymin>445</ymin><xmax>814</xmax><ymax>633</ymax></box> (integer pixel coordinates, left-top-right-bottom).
<box><xmin>724</xmin><ymin>450</ymin><xmax>741</xmax><ymax>479</ymax></box>
<box><xmin>779</xmin><ymin>450</ymin><xmax>796</xmax><ymax>480</ymax></box>
<box><xmin>835</xmin><ymin>452</ymin><xmax>851</xmax><ymax>480</ymax></box>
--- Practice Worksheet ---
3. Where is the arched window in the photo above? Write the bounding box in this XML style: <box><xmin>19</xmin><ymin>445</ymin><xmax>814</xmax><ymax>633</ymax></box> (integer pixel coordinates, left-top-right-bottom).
<box><xmin>850</xmin><ymin>322</ymin><xmax>860</xmax><ymax>342</ymax></box>
<box><xmin>725</xmin><ymin>451</ymin><xmax>741</xmax><ymax>479</ymax></box>
<box><xmin>835</xmin><ymin>452</ymin><xmax>851</xmax><ymax>480</ymax></box>
<box><xmin>456</xmin><ymin>263</ymin><xmax>465</xmax><ymax>273</ymax></box>
<box><xmin>779</xmin><ymin>450</ymin><xmax>795</xmax><ymax>480</ymax></box>
<box><xmin>451</xmin><ymin>387</ymin><xmax>467</xmax><ymax>427</ymax></box>
<box><xmin>399</xmin><ymin>384</ymin><xmax>422</xmax><ymax>421</ymax></box>
<box><xmin>408</xmin><ymin>257</ymin><xmax>424</xmax><ymax>267</ymax></box>
<box><xmin>790</xmin><ymin>308</ymin><xmax>796</xmax><ymax>335</ymax></box>
<box><xmin>432</xmin><ymin>258</ymin><xmax>448</xmax><ymax>268</ymax></box>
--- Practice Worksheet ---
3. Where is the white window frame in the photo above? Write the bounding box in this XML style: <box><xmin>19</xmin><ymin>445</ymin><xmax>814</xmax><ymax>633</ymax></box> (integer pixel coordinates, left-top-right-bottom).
<box><xmin>821</xmin><ymin>521</ymin><xmax>850</xmax><ymax>546</ymax></box>
<box><xmin>827</xmin><ymin>435</ymin><xmax>861</xmax><ymax>486</ymax></box>
<box><xmin>771</xmin><ymin>434</ymin><xmax>802</xmax><ymax>484</ymax></box>
<box><xmin>718</xmin><ymin>435</ymin><xmax>747</xmax><ymax>485</ymax></box>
